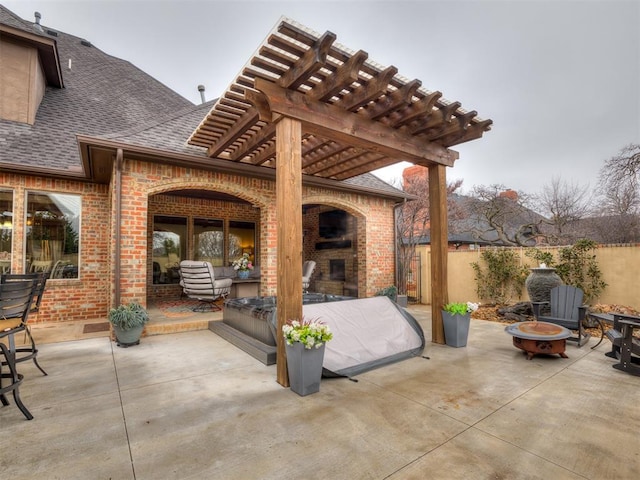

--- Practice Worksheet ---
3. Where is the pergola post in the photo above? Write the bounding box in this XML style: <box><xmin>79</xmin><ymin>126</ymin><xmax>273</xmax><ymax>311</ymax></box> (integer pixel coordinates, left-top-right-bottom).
<box><xmin>275</xmin><ymin>116</ymin><xmax>303</xmax><ymax>387</ymax></box>
<box><xmin>428</xmin><ymin>163</ymin><xmax>448</xmax><ymax>344</ymax></box>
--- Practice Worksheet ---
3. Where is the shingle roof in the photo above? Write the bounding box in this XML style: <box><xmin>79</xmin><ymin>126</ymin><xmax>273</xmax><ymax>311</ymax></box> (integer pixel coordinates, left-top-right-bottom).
<box><xmin>0</xmin><ymin>6</ymin><xmax>406</xmax><ymax>199</ymax></box>
<box><xmin>0</xmin><ymin>6</ymin><xmax>47</xmax><ymax>36</ymax></box>
<box><xmin>0</xmin><ymin>5</ymin><xmax>193</xmax><ymax>175</ymax></box>
<box><xmin>98</xmin><ymin>99</ymin><xmax>405</xmax><ymax>197</ymax></box>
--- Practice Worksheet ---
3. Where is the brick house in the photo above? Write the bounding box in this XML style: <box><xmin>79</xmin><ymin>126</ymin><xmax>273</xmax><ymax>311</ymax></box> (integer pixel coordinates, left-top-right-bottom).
<box><xmin>1</xmin><ymin>9</ymin><xmax>493</xmax><ymax>359</ymax></box>
<box><xmin>0</xmin><ymin>7</ymin><xmax>409</xmax><ymax>326</ymax></box>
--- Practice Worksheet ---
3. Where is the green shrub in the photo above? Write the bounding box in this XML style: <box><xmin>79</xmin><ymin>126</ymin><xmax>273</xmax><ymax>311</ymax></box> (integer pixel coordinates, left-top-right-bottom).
<box><xmin>555</xmin><ymin>240</ymin><xmax>607</xmax><ymax>302</ymax></box>
<box><xmin>375</xmin><ymin>285</ymin><xmax>398</xmax><ymax>302</ymax></box>
<box><xmin>526</xmin><ymin>240</ymin><xmax>607</xmax><ymax>302</ymax></box>
<box><xmin>472</xmin><ymin>248</ymin><xmax>529</xmax><ymax>305</ymax></box>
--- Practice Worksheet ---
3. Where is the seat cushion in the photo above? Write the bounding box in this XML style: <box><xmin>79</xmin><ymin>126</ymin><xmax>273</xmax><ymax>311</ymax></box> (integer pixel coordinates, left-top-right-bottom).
<box><xmin>1</xmin><ymin>318</ymin><xmax>24</xmax><ymax>332</ymax></box>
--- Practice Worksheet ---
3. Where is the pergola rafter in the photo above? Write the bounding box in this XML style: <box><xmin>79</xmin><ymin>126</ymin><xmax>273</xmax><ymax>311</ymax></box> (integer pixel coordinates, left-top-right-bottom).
<box><xmin>187</xmin><ymin>17</ymin><xmax>492</xmax><ymax>387</ymax></box>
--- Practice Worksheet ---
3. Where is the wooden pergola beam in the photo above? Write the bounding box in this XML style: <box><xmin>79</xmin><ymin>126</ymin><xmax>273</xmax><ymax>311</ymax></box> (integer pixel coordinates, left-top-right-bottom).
<box><xmin>230</xmin><ymin>123</ymin><xmax>276</xmax><ymax>161</ymax></box>
<box><xmin>364</xmin><ymin>79</ymin><xmax>422</xmax><ymax>120</ymax></box>
<box><xmin>254</xmin><ymin>78</ymin><xmax>458</xmax><ymax>167</ymax></box>
<box><xmin>207</xmin><ymin>108</ymin><xmax>259</xmax><ymax>157</ymax></box>
<box><xmin>339</xmin><ymin>65</ymin><xmax>398</xmax><ymax>112</ymax></box>
<box><xmin>389</xmin><ymin>91</ymin><xmax>442</xmax><ymax>128</ymax></box>
<box><xmin>278</xmin><ymin>31</ymin><xmax>336</xmax><ymax>90</ymax></box>
<box><xmin>310</xmin><ymin>50</ymin><xmax>368</xmax><ymax>102</ymax></box>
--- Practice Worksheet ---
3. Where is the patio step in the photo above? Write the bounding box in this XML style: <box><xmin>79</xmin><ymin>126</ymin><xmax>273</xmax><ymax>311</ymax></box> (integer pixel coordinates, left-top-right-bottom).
<box><xmin>209</xmin><ymin>320</ymin><xmax>276</xmax><ymax>365</ymax></box>
<box><xmin>145</xmin><ymin>318</ymin><xmax>210</xmax><ymax>336</ymax></box>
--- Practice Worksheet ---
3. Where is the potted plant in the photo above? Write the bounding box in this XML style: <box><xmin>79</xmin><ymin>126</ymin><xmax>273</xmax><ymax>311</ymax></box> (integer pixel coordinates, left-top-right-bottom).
<box><xmin>108</xmin><ymin>302</ymin><xmax>149</xmax><ymax>347</ymax></box>
<box><xmin>442</xmin><ymin>301</ymin><xmax>479</xmax><ymax>347</ymax></box>
<box><xmin>232</xmin><ymin>252</ymin><xmax>254</xmax><ymax>279</ymax></box>
<box><xmin>282</xmin><ymin>317</ymin><xmax>333</xmax><ymax>396</ymax></box>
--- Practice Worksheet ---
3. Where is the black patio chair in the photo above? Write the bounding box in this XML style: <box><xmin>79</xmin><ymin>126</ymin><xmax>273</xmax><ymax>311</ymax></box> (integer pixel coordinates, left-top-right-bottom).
<box><xmin>0</xmin><ymin>278</ymin><xmax>38</xmax><ymax>420</ymax></box>
<box><xmin>1</xmin><ymin>272</ymin><xmax>49</xmax><ymax>375</ymax></box>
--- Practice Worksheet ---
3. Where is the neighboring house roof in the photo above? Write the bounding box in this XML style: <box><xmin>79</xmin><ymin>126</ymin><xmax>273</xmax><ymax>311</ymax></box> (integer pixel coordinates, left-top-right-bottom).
<box><xmin>450</xmin><ymin>194</ymin><xmax>542</xmax><ymax>246</ymax></box>
<box><xmin>0</xmin><ymin>5</ymin><xmax>407</xmax><ymax>200</ymax></box>
<box><xmin>404</xmin><ymin>233</ymin><xmax>495</xmax><ymax>247</ymax></box>
<box><xmin>404</xmin><ymin>193</ymin><xmax>544</xmax><ymax>247</ymax></box>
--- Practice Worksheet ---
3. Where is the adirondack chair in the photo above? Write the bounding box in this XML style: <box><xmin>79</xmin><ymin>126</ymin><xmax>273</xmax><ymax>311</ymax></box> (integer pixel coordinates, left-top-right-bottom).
<box><xmin>531</xmin><ymin>285</ymin><xmax>598</xmax><ymax>347</ymax></box>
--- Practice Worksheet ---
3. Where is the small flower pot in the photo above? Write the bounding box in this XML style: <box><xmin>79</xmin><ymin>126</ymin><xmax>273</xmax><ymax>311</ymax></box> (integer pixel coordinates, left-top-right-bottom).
<box><xmin>285</xmin><ymin>342</ymin><xmax>325</xmax><ymax>396</ymax></box>
<box><xmin>237</xmin><ymin>270</ymin><xmax>250</xmax><ymax>279</ymax></box>
<box><xmin>442</xmin><ymin>311</ymin><xmax>470</xmax><ymax>347</ymax></box>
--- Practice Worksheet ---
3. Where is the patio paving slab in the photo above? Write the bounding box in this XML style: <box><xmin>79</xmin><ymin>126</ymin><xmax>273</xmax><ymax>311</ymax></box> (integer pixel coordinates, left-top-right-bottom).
<box><xmin>2</xmin><ymin>307</ymin><xmax>639</xmax><ymax>480</ymax></box>
<box><xmin>388</xmin><ymin>427</ymin><xmax>585</xmax><ymax>479</ymax></box>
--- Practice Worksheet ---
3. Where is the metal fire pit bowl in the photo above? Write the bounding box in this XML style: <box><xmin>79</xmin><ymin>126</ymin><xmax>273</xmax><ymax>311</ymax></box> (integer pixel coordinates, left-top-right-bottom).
<box><xmin>505</xmin><ymin>321</ymin><xmax>572</xmax><ymax>360</ymax></box>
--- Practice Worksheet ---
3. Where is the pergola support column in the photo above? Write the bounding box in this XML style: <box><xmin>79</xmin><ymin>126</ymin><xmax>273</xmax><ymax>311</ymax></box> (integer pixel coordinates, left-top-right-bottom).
<box><xmin>275</xmin><ymin>116</ymin><xmax>303</xmax><ymax>387</ymax></box>
<box><xmin>428</xmin><ymin>163</ymin><xmax>448</xmax><ymax>344</ymax></box>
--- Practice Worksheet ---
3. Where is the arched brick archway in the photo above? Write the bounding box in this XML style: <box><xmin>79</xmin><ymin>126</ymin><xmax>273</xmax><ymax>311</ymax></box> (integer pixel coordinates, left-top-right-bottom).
<box><xmin>302</xmin><ymin>196</ymin><xmax>370</xmax><ymax>297</ymax></box>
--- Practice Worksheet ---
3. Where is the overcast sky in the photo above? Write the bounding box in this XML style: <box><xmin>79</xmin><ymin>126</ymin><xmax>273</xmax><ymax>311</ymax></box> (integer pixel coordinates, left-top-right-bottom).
<box><xmin>4</xmin><ymin>0</ymin><xmax>639</xmax><ymax>194</ymax></box>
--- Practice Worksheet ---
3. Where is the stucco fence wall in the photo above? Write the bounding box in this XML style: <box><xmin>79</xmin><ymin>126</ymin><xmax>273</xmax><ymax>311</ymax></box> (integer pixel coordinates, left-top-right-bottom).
<box><xmin>416</xmin><ymin>243</ymin><xmax>640</xmax><ymax>310</ymax></box>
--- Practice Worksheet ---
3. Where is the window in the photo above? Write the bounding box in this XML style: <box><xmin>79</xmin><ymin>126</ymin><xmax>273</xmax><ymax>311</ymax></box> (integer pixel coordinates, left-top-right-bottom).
<box><xmin>152</xmin><ymin>215</ymin><xmax>187</xmax><ymax>284</ymax></box>
<box><xmin>228</xmin><ymin>221</ymin><xmax>255</xmax><ymax>265</ymax></box>
<box><xmin>0</xmin><ymin>190</ymin><xmax>13</xmax><ymax>273</ymax></box>
<box><xmin>25</xmin><ymin>192</ymin><xmax>80</xmax><ymax>278</ymax></box>
<box><xmin>194</xmin><ymin>218</ymin><xmax>224</xmax><ymax>266</ymax></box>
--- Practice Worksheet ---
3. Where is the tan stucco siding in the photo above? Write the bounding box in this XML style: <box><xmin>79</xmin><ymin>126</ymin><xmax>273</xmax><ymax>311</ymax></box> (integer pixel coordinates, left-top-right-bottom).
<box><xmin>0</xmin><ymin>38</ymin><xmax>45</xmax><ymax>124</ymax></box>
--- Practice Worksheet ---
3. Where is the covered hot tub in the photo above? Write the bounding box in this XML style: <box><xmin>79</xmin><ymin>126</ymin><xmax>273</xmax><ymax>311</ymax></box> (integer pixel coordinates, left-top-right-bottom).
<box><xmin>209</xmin><ymin>294</ymin><xmax>354</xmax><ymax>364</ymax></box>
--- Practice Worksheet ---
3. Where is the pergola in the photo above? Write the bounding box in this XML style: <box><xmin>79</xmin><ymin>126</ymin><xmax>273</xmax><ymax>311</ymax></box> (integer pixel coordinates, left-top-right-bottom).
<box><xmin>188</xmin><ymin>17</ymin><xmax>492</xmax><ymax>386</ymax></box>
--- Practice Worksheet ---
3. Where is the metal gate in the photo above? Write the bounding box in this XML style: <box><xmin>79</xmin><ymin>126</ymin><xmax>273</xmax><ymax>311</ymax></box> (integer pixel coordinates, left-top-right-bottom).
<box><xmin>406</xmin><ymin>252</ymin><xmax>421</xmax><ymax>303</ymax></box>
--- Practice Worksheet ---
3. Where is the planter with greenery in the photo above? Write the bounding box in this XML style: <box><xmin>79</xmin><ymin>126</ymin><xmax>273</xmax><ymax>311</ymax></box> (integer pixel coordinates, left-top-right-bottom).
<box><xmin>442</xmin><ymin>301</ymin><xmax>479</xmax><ymax>347</ymax></box>
<box><xmin>108</xmin><ymin>302</ymin><xmax>149</xmax><ymax>347</ymax></box>
<box><xmin>282</xmin><ymin>317</ymin><xmax>333</xmax><ymax>396</ymax></box>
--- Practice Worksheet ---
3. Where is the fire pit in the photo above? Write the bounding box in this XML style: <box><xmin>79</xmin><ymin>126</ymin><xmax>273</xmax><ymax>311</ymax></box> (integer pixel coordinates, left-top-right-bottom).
<box><xmin>505</xmin><ymin>321</ymin><xmax>572</xmax><ymax>360</ymax></box>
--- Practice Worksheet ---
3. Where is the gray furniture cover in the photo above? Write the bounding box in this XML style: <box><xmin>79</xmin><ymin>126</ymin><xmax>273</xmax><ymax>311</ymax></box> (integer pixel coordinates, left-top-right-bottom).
<box><xmin>273</xmin><ymin>296</ymin><xmax>425</xmax><ymax>378</ymax></box>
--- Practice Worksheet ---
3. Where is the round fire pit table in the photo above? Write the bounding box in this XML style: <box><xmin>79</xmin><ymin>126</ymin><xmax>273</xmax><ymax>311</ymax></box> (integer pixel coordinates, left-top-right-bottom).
<box><xmin>505</xmin><ymin>321</ymin><xmax>572</xmax><ymax>360</ymax></box>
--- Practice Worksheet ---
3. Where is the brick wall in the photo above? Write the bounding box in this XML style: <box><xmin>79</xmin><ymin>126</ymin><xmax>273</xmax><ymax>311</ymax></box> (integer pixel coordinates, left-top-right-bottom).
<box><xmin>1</xmin><ymin>159</ymin><xmax>398</xmax><ymax>323</ymax></box>
<box><xmin>1</xmin><ymin>173</ymin><xmax>110</xmax><ymax>324</ymax></box>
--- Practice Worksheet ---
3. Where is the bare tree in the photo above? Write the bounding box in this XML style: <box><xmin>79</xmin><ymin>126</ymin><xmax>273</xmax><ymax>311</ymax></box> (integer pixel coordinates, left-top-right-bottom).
<box><xmin>591</xmin><ymin>144</ymin><xmax>640</xmax><ymax>243</ymax></box>
<box><xmin>394</xmin><ymin>171</ymin><xmax>462</xmax><ymax>295</ymax></box>
<box><xmin>466</xmin><ymin>184</ymin><xmax>543</xmax><ymax>246</ymax></box>
<box><xmin>536</xmin><ymin>176</ymin><xmax>591</xmax><ymax>245</ymax></box>
<box><xmin>584</xmin><ymin>214</ymin><xmax>640</xmax><ymax>244</ymax></box>
<box><xmin>599</xmin><ymin>143</ymin><xmax>640</xmax><ymax>189</ymax></box>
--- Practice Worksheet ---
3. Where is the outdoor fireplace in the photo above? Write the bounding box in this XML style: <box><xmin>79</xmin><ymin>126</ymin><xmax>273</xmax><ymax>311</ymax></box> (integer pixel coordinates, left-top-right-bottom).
<box><xmin>329</xmin><ymin>259</ymin><xmax>346</xmax><ymax>281</ymax></box>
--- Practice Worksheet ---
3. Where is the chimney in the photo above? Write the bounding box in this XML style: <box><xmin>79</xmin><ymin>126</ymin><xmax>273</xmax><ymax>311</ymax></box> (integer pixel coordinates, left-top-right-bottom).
<box><xmin>197</xmin><ymin>85</ymin><xmax>206</xmax><ymax>104</ymax></box>
<box><xmin>34</xmin><ymin>11</ymin><xmax>43</xmax><ymax>31</ymax></box>
<box><xmin>499</xmin><ymin>189</ymin><xmax>519</xmax><ymax>201</ymax></box>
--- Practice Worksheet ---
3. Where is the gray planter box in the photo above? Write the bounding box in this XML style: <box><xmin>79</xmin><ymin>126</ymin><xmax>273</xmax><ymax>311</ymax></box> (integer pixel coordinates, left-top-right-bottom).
<box><xmin>442</xmin><ymin>311</ymin><xmax>470</xmax><ymax>347</ymax></box>
<box><xmin>285</xmin><ymin>342</ymin><xmax>325</xmax><ymax>396</ymax></box>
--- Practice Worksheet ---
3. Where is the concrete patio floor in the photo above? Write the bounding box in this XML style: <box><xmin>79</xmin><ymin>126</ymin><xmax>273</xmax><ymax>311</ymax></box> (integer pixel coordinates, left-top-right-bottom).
<box><xmin>1</xmin><ymin>305</ymin><xmax>638</xmax><ymax>479</ymax></box>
